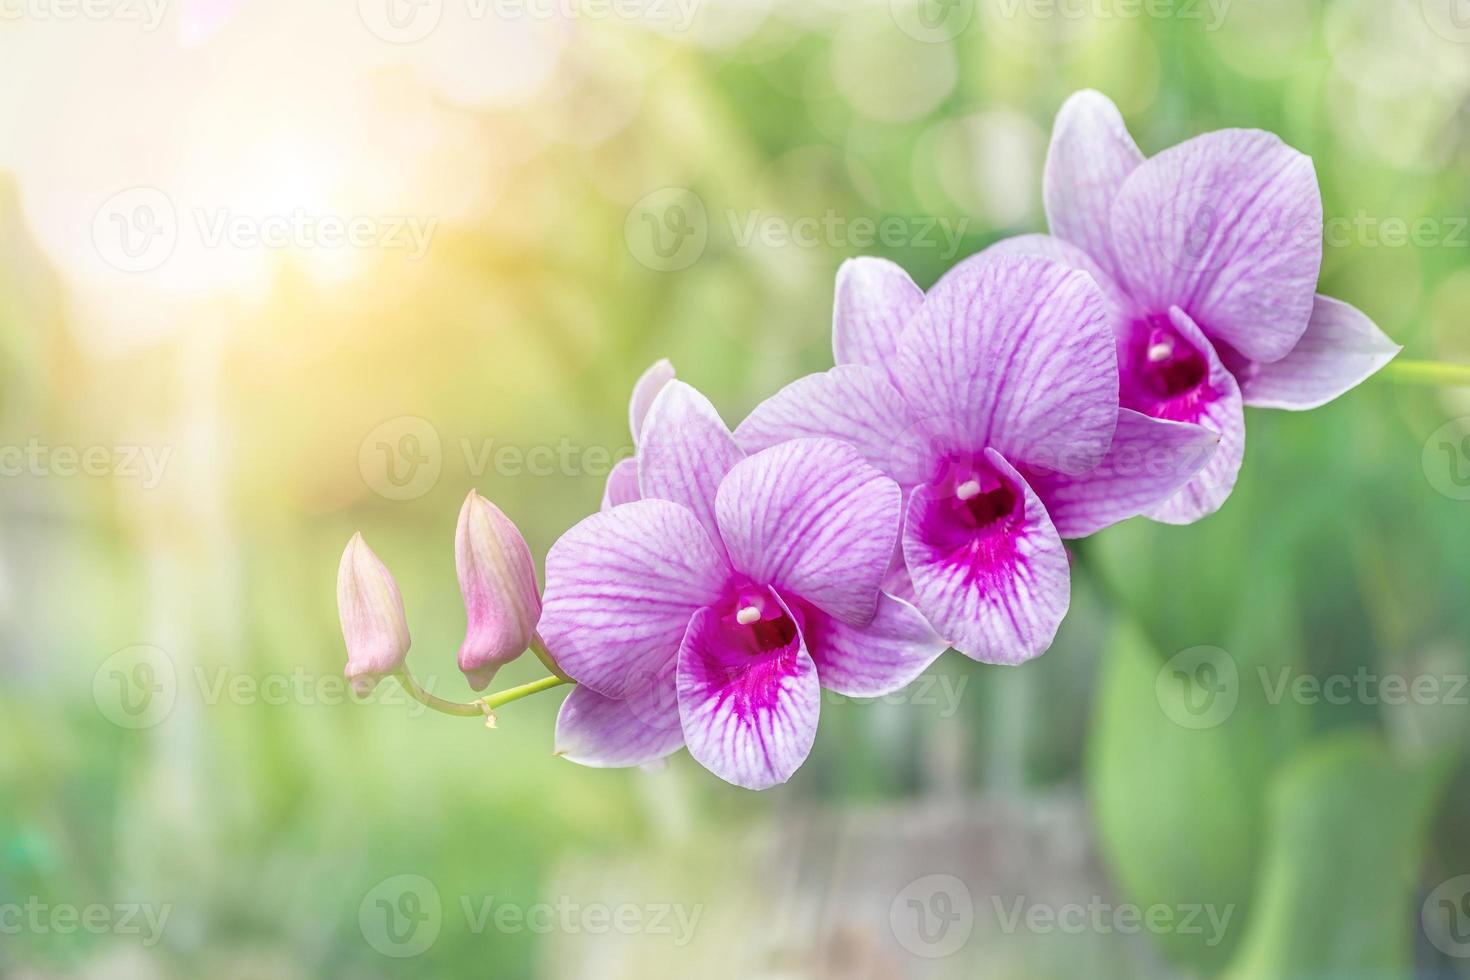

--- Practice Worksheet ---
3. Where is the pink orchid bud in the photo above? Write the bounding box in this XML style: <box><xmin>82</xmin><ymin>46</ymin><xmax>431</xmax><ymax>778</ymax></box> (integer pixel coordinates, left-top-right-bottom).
<box><xmin>456</xmin><ymin>491</ymin><xmax>541</xmax><ymax>691</ymax></box>
<box><xmin>337</xmin><ymin>532</ymin><xmax>411</xmax><ymax>696</ymax></box>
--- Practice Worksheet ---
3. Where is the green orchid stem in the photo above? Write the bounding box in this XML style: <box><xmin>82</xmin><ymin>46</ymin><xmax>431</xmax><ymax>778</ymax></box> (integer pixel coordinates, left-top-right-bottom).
<box><xmin>394</xmin><ymin>669</ymin><xmax>485</xmax><ymax>718</ymax></box>
<box><xmin>393</xmin><ymin>667</ymin><xmax>573</xmax><ymax>725</ymax></box>
<box><xmin>482</xmin><ymin>674</ymin><xmax>571</xmax><ymax>711</ymax></box>
<box><xmin>1381</xmin><ymin>359</ymin><xmax>1470</xmax><ymax>388</ymax></box>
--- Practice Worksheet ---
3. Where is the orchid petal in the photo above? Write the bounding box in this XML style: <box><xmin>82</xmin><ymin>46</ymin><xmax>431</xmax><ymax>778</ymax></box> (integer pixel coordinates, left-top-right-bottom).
<box><xmin>628</xmin><ymin>358</ymin><xmax>676</xmax><ymax>445</ymax></box>
<box><xmin>676</xmin><ymin>598</ymin><xmax>820</xmax><ymax>790</ymax></box>
<box><xmin>716</xmin><ymin>438</ymin><xmax>899</xmax><ymax>627</ymax></box>
<box><xmin>1235</xmin><ymin>295</ymin><xmax>1401</xmax><ymax>410</ymax></box>
<box><xmin>802</xmin><ymin>592</ymin><xmax>948</xmax><ymax>698</ymax></box>
<box><xmin>1043</xmin><ymin>90</ymin><xmax>1145</xmax><ymax>281</ymax></box>
<box><xmin>982</xmin><ymin>233</ymin><xmax>1136</xmax><ymax>329</ymax></box>
<box><xmin>1110</xmin><ymin>129</ymin><xmax>1322</xmax><ymax>363</ymax></box>
<box><xmin>832</xmin><ymin>257</ymin><xmax>925</xmax><ymax>381</ymax></box>
<box><xmin>902</xmin><ymin>450</ymin><xmax>1070</xmax><ymax>664</ymax></box>
<box><xmin>1026</xmin><ymin>410</ymin><xmax>1219</xmax><ymax>538</ymax></box>
<box><xmin>892</xmin><ymin>253</ymin><xmax>1118</xmax><ymax>476</ymax></box>
<box><xmin>600</xmin><ymin>457</ymin><xmax>640</xmax><ymax>511</ymax></box>
<box><xmin>734</xmin><ymin>365</ymin><xmax>928</xmax><ymax>487</ymax></box>
<box><xmin>638</xmin><ymin>381</ymin><xmax>745</xmax><ymax>547</ymax></box>
<box><xmin>554</xmin><ymin>677</ymin><xmax>683</xmax><ymax>768</ymax></box>
<box><xmin>1144</xmin><ymin>308</ymin><xmax>1246</xmax><ymax>524</ymax></box>
<box><xmin>539</xmin><ymin>499</ymin><xmax>727</xmax><ymax>698</ymax></box>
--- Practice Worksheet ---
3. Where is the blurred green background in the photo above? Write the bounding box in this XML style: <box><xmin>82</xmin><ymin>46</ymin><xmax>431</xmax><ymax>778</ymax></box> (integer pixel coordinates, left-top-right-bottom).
<box><xmin>2</xmin><ymin>0</ymin><xmax>1470</xmax><ymax>976</ymax></box>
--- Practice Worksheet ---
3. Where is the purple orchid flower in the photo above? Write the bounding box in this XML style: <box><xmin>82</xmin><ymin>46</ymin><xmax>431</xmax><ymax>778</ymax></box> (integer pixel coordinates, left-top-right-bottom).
<box><xmin>986</xmin><ymin>89</ymin><xmax>1401</xmax><ymax>522</ymax></box>
<box><xmin>737</xmin><ymin>252</ymin><xmax>1218</xmax><ymax>664</ymax></box>
<box><xmin>539</xmin><ymin>381</ymin><xmax>946</xmax><ymax>789</ymax></box>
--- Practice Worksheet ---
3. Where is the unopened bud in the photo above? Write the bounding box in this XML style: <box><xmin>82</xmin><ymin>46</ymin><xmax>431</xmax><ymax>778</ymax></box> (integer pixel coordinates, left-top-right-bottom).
<box><xmin>456</xmin><ymin>491</ymin><xmax>542</xmax><ymax>691</ymax></box>
<box><xmin>337</xmin><ymin>533</ymin><xmax>411</xmax><ymax>696</ymax></box>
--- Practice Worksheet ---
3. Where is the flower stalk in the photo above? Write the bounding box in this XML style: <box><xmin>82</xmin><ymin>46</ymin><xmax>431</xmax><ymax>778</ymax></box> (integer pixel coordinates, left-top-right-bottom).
<box><xmin>392</xmin><ymin>663</ymin><xmax>573</xmax><ymax>724</ymax></box>
<box><xmin>1380</xmin><ymin>359</ymin><xmax>1470</xmax><ymax>388</ymax></box>
<box><xmin>483</xmin><ymin>674</ymin><xmax>571</xmax><ymax>711</ymax></box>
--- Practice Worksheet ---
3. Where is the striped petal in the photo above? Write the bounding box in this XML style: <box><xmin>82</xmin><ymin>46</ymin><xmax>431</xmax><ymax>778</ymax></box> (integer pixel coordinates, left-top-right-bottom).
<box><xmin>1143</xmin><ymin>308</ymin><xmax>1246</xmax><ymax>524</ymax></box>
<box><xmin>554</xmin><ymin>677</ymin><xmax>683</xmax><ymax>769</ymax></box>
<box><xmin>1234</xmin><ymin>295</ymin><xmax>1400</xmax><ymax>410</ymax></box>
<box><xmin>832</xmin><ymin>257</ymin><xmax>925</xmax><ymax>383</ymax></box>
<box><xmin>801</xmin><ymin>592</ymin><xmax>948</xmax><ymax>698</ymax></box>
<box><xmin>539</xmin><ymin>499</ymin><xmax>727</xmax><ymax>698</ymax></box>
<box><xmin>1043</xmin><ymin>89</ymin><xmax>1145</xmax><ymax>282</ymax></box>
<box><xmin>600</xmin><ymin>457</ymin><xmax>640</xmax><ymax>511</ymax></box>
<box><xmin>676</xmin><ymin>593</ymin><xmax>819</xmax><ymax>790</ymax></box>
<box><xmin>715</xmin><ymin>438</ymin><xmax>900</xmax><ymax>628</ymax></box>
<box><xmin>734</xmin><ymin>365</ymin><xmax>928</xmax><ymax>487</ymax></box>
<box><xmin>982</xmin><ymin>233</ymin><xmax>1137</xmax><ymax>330</ymax></box>
<box><xmin>1025</xmin><ymin>410</ymin><xmax>1219</xmax><ymax>539</ymax></box>
<box><xmin>902</xmin><ymin>450</ymin><xmax>1070</xmax><ymax>664</ymax></box>
<box><xmin>891</xmin><ymin>252</ymin><xmax>1118</xmax><ymax>477</ymax></box>
<box><xmin>628</xmin><ymin>358</ymin><xmax>676</xmax><ymax>444</ymax></box>
<box><xmin>1109</xmin><ymin>129</ymin><xmax>1322</xmax><ymax>364</ymax></box>
<box><xmin>638</xmin><ymin>381</ymin><xmax>745</xmax><ymax>547</ymax></box>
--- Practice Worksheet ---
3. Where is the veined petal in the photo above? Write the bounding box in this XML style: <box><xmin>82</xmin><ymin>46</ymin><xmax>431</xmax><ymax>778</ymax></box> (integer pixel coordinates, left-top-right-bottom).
<box><xmin>892</xmin><ymin>253</ymin><xmax>1118</xmax><ymax>476</ymax></box>
<box><xmin>628</xmin><ymin>358</ymin><xmax>676</xmax><ymax>445</ymax></box>
<box><xmin>716</xmin><ymin>438</ymin><xmax>900</xmax><ymax>627</ymax></box>
<box><xmin>600</xmin><ymin>457</ymin><xmax>640</xmax><ymax>511</ymax></box>
<box><xmin>1235</xmin><ymin>295</ymin><xmax>1401</xmax><ymax>410</ymax></box>
<box><xmin>801</xmin><ymin>592</ymin><xmax>948</xmax><ymax>698</ymax></box>
<box><xmin>1043</xmin><ymin>90</ymin><xmax>1145</xmax><ymax>280</ymax></box>
<box><xmin>638</xmin><ymin>380</ymin><xmax>746</xmax><ymax>547</ymax></box>
<box><xmin>554</xmin><ymin>676</ymin><xmax>683</xmax><ymax>769</ymax></box>
<box><xmin>902</xmin><ymin>450</ymin><xmax>1070</xmax><ymax>665</ymax></box>
<box><xmin>676</xmin><ymin>597</ymin><xmax>820</xmax><ymax>790</ymax></box>
<box><xmin>1025</xmin><ymin>410</ymin><xmax>1219</xmax><ymax>538</ymax></box>
<box><xmin>1145</xmin><ymin>308</ymin><xmax>1246</xmax><ymax>524</ymax></box>
<box><xmin>832</xmin><ymin>257</ymin><xmax>925</xmax><ymax>380</ymax></box>
<box><xmin>733</xmin><ymin>365</ymin><xmax>928</xmax><ymax>487</ymax></box>
<box><xmin>982</xmin><ymin>233</ymin><xmax>1136</xmax><ymax>330</ymax></box>
<box><xmin>539</xmin><ymin>499</ymin><xmax>727</xmax><ymax>698</ymax></box>
<box><xmin>1110</xmin><ymin>129</ymin><xmax>1322</xmax><ymax>363</ymax></box>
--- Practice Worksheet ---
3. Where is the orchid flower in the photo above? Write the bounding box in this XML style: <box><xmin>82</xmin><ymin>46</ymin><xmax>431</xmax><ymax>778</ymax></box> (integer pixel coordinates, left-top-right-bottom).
<box><xmin>601</xmin><ymin>358</ymin><xmax>674</xmax><ymax>511</ymax></box>
<box><xmin>737</xmin><ymin>253</ymin><xmax>1218</xmax><ymax>664</ymax></box>
<box><xmin>538</xmin><ymin>381</ymin><xmax>946</xmax><ymax>789</ymax></box>
<box><xmin>986</xmin><ymin>89</ymin><xmax>1401</xmax><ymax>522</ymax></box>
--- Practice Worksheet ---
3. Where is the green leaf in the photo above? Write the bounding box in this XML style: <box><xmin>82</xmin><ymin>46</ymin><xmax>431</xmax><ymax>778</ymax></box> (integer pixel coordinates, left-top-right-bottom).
<box><xmin>1086</xmin><ymin>568</ymin><xmax>1309</xmax><ymax>973</ymax></box>
<box><xmin>1223</xmin><ymin>734</ymin><xmax>1449</xmax><ymax>980</ymax></box>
